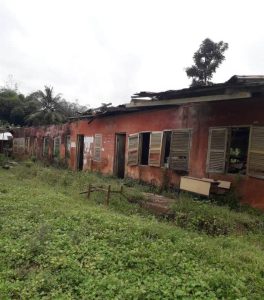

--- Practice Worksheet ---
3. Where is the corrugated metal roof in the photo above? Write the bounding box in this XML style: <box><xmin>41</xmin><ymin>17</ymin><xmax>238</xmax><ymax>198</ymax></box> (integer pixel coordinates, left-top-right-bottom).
<box><xmin>132</xmin><ymin>75</ymin><xmax>264</xmax><ymax>101</ymax></box>
<box><xmin>71</xmin><ymin>75</ymin><xmax>264</xmax><ymax>120</ymax></box>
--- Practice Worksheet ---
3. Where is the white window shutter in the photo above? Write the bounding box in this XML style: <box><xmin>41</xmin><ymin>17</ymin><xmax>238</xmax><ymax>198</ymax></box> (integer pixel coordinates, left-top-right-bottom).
<box><xmin>248</xmin><ymin>126</ymin><xmax>264</xmax><ymax>178</ymax></box>
<box><xmin>127</xmin><ymin>133</ymin><xmax>139</xmax><ymax>166</ymax></box>
<box><xmin>149</xmin><ymin>132</ymin><xmax>163</xmax><ymax>167</ymax></box>
<box><xmin>207</xmin><ymin>128</ymin><xmax>228</xmax><ymax>173</ymax></box>
<box><xmin>169</xmin><ymin>129</ymin><xmax>192</xmax><ymax>171</ymax></box>
<box><xmin>94</xmin><ymin>134</ymin><xmax>102</xmax><ymax>161</ymax></box>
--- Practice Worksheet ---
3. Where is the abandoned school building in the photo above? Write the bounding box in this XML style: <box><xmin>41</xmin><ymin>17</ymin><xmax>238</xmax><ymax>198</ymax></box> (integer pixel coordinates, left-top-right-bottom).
<box><xmin>11</xmin><ymin>75</ymin><xmax>264</xmax><ymax>209</ymax></box>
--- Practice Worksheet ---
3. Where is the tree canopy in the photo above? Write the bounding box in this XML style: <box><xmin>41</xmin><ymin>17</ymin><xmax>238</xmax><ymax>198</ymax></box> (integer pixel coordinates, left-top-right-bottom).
<box><xmin>186</xmin><ymin>38</ymin><xmax>229</xmax><ymax>87</ymax></box>
<box><xmin>0</xmin><ymin>85</ymin><xmax>87</xmax><ymax>127</ymax></box>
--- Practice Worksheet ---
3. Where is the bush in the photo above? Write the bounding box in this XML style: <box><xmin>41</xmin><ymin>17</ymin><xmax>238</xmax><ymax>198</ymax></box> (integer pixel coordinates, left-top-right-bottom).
<box><xmin>171</xmin><ymin>193</ymin><xmax>264</xmax><ymax>236</ymax></box>
<box><xmin>213</xmin><ymin>188</ymin><xmax>241</xmax><ymax>210</ymax></box>
<box><xmin>0</xmin><ymin>153</ymin><xmax>7</xmax><ymax>166</ymax></box>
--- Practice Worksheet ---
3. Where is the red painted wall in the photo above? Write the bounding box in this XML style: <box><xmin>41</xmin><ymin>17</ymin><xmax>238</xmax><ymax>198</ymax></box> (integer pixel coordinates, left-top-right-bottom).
<box><xmin>13</xmin><ymin>97</ymin><xmax>264</xmax><ymax>209</ymax></box>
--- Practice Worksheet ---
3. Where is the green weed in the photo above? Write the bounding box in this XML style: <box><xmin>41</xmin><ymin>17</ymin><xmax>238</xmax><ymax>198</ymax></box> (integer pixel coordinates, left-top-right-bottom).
<box><xmin>0</xmin><ymin>164</ymin><xmax>264</xmax><ymax>298</ymax></box>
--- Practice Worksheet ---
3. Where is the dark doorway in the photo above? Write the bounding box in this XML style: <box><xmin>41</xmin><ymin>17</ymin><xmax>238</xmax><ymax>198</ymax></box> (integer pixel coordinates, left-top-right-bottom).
<box><xmin>114</xmin><ymin>133</ymin><xmax>126</xmax><ymax>178</ymax></box>
<box><xmin>76</xmin><ymin>135</ymin><xmax>84</xmax><ymax>171</ymax></box>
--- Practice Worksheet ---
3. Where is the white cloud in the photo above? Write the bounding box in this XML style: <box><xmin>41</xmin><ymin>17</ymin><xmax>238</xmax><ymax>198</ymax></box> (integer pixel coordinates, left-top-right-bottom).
<box><xmin>0</xmin><ymin>0</ymin><xmax>264</xmax><ymax>106</ymax></box>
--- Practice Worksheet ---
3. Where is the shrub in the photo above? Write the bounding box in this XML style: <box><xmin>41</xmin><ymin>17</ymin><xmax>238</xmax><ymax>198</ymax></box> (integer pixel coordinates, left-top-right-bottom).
<box><xmin>171</xmin><ymin>193</ymin><xmax>264</xmax><ymax>235</ymax></box>
<box><xmin>0</xmin><ymin>153</ymin><xmax>7</xmax><ymax>166</ymax></box>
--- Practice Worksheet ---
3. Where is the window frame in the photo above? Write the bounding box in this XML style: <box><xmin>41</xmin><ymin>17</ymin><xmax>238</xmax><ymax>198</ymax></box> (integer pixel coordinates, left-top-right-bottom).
<box><xmin>43</xmin><ymin>137</ymin><xmax>49</xmax><ymax>157</ymax></box>
<box><xmin>127</xmin><ymin>133</ymin><xmax>140</xmax><ymax>166</ymax></box>
<box><xmin>139</xmin><ymin>131</ymin><xmax>151</xmax><ymax>166</ymax></box>
<box><xmin>93</xmin><ymin>134</ymin><xmax>102</xmax><ymax>162</ymax></box>
<box><xmin>53</xmin><ymin>136</ymin><xmax>61</xmax><ymax>157</ymax></box>
<box><xmin>247</xmin><ymin>126</ymin><xmax>264</xmax><ymax>179</ymax></box>
<box><xmin>148</xmin><ymin>131</ymin><xmax>164</xmax><ymax>167</ymax></box>
<box><xmin>207</xmin><ymin>125</ymin><xmax>259</xmax><ymax>177</ymax></box>
<box><xmin>65</xmin><ymin>135</ymin><xmax>71</xmax><ymax>158</ymax></box>
<box><xmin>169</xmin><ymin>128</ymin><xmax>192</xmax><ymax>172</ymax></box>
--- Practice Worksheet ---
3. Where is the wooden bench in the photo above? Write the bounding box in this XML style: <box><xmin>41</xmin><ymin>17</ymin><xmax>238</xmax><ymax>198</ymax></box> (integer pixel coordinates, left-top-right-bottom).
<box><xmin>180</xmin><ymin>176</ymin><xmax>231</xmax><ymax>197</ymax></box>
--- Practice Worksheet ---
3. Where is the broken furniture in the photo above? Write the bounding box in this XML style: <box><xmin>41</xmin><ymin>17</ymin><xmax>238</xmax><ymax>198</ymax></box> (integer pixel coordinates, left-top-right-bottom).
<box><xmin>80</xmin><ymin>184</ymin><xmax>125</xmax><ymax>206</ymax></box>
<box><xmin>180</xmin><ymin>176</ymin><xmax>231</xmax><ymax>197</ymax></box>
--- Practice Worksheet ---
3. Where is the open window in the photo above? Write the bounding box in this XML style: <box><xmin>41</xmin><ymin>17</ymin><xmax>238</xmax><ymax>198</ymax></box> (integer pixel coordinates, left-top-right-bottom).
<box><xmin>207</xmin><ymin>126</ymin><xmax>261</xmax><ymax>176</ymax></box>
<box><xmin>227</xmin><ymin>127</ymin><xmax>249</xmax><ymax>174</ymax></box>
<box><xmin>140</xmin><ymin>132</ymin><xmax>150</xmax><ymax>165</ymax></box>
<box><xmin>162</xmin><ymin>131</ymin><xmax>172</xmax><ymax>167</ymax></box>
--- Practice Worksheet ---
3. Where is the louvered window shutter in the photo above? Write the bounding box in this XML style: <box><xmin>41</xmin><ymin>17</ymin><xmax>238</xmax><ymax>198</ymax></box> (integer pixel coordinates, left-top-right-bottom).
<box><xmin>127</xmin><ymin>134</ymin><xmax>139</xmax><ymax>166</ymax></box>
<box><xmin>207</xmin><ymin>128</ymin><xmax>228</xmax><ymax>173</ymax></box>
<box><xmin>169</xmin><ymin>129</ymin><xmax>192</xmax><ymax>171</ymax></box>
<box><xmin>94</xmin><ymin>134</ymin><xmax>102</xmax><ymax>161</ymax></box>
<box><xmin>248</xmin><ymin>126</ymin><xmax>264</xmax><ymax>178</ymax></box>
<box><xmin>149</xmin><ymin>132</ymin><xmax>163</xmax><ymax>167</ymax></box>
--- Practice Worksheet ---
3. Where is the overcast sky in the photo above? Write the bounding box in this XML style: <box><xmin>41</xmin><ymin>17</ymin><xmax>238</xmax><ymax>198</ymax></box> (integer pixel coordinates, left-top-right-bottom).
<box><xmin>0</xmin><ymin>0</ymin><xmax>264</xmax><ymax>107</ymax></box>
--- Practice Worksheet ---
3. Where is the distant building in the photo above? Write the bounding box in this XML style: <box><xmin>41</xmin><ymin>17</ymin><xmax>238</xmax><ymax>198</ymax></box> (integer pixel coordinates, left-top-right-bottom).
<box><xmin>0</xmin><ymin>131</ymin><xmax>13</xmax><ymax>154</ymax></box>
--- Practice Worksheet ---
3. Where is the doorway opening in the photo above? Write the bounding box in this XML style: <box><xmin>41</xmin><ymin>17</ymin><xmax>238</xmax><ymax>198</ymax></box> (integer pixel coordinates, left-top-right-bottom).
<box><xmin>114</xmin><ymin>133</ymin><xmax>126</xmax><ymax>178</ymax></box>
<box><xmin>76</xmin><ymin>134</ymin><xmax>84</xmax><ymax>171</ymax></box>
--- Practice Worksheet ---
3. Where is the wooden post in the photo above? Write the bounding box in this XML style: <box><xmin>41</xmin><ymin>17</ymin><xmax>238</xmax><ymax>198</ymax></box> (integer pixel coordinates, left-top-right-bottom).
<box><xmin>120</xmin><ymin>185</ymin><xmax>123</xmax><ymax>195</ymax></box>
<box><xmin>105</xmin><ymin>185</ymin><xmax>111</xmax><ymax>206</ymax></box>
<box><xmin>87</xmin><ymin>184</ymin><xmax>91</xmax><ymax>199</ymax></box>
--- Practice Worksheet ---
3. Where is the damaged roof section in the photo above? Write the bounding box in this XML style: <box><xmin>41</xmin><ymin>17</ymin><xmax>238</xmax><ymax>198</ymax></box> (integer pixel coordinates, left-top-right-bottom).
<box><xmin>68</xmin><ymin>103</ymin><xmax>143</xmax><ymax>121</ymax></box>
<box><xmin>131</xmin><ymin>75</ymin><xmax>264</xmax><ymax>101</ymax></box>
<box><xmin>70</xmin><ymin>75</ymin><xmax>264</xmax><ymax>120</ymax></box>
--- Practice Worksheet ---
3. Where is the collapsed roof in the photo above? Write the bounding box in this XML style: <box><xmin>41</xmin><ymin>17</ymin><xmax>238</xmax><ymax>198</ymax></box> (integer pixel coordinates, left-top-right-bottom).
<box><xmin>131</xmin><ymin>75</ymin><xmax>264</xmax><ymax>101</ymax></box>
<box><xmin>70</xmin><ymin>75</ymin><xmax>264</xmax><ymax>120</ymax></box>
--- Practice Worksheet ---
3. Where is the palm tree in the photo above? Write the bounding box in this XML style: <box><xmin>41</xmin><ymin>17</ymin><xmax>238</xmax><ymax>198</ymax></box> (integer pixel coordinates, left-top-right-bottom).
<box><xmin>27</xmin><ymin>86</ymin><xmax>67</xmax><ymax>125</ymax></box>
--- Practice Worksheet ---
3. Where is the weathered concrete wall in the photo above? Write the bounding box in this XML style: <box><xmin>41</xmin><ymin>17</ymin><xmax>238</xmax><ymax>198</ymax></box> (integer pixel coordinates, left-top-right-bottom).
<box><xmin>13</xmin><ymin>124</ymin><xmax>70</xmax><ymax>162</ymax></box>
<box><xmin>191</xmin><ymin>97</ymin><xmax>264</xmax><ymax>209</ymax></box>
<box><xmin>68</xmin><ymin>98</ymin><xmax>264</xmax><ymax>209</ymax></box>
<box><xmin>12</xmin><ymin>97</ymin><xmax>264</xmax><ymax>209</ymax></box>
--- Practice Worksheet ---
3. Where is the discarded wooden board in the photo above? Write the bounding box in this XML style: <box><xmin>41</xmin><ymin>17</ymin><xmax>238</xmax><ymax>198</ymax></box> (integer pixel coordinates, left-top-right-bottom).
<box><xmin>202</xmin><ymin>178</ymin><xmax>231</xmax><ymax>189</ymax></box>
<box><xmin>180</xmin><ymin>176</ymin><xmax>219</xmax><ymax>197</ymax></box>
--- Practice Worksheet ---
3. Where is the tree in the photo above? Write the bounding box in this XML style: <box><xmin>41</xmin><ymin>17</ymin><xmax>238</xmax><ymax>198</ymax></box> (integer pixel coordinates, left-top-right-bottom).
<box><xmin>186</xmin><ymin>38</ymin><xmax>229</xmax><ymax>87</ymax></box>
<box><xmin>0</xmin><ymin>88</ymin><xmax>26</xmax><ymax>126</ymax></box>
<box><xmin>26</xmin><ymin>86</ymin><xmax>67</xmax><ymax>125</ymax></box>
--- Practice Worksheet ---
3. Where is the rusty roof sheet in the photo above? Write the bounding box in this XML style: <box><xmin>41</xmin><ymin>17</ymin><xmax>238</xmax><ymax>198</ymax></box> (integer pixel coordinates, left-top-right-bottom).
<box><xmin>132</xmin><ymin>75</ymin><xmax>264</xmax><ymax>101</ymax></box>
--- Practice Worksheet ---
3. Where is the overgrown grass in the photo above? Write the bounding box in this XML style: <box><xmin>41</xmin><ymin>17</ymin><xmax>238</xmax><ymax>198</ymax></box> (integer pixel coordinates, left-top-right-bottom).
<box><xmin>0</xmin><ymin>163</ymin><xmax>264</xmax><ymax>298</ymax></box>
<box><xmin>171</xmin><ymin>194</ymin><xmax>264</xmax><ymax>235</ymax></box>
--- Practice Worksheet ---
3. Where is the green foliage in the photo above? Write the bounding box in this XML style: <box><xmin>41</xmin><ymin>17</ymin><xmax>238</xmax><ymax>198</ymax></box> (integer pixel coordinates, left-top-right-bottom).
<box><xmin>214</xmin><ymin>188</ymin><xmax>241</xmax><ymax>210</ymax></box>
<box><xmin>0</xmin><ymin>85</ymin><xmax>87</xmax><ymax>126</ymax></box>
<box><xmin>0</xmin><ymin>153</ymin><xmax>8</xmax><ymax>166</ymax></box>
<box><xmin>171</xmin><ymin>193</ymin><xmax>264</xmax><ymax>235</ymax></box>
<box><xmin>0</xmin><ymin>164</ymin><xmax>264</xmax><ymax>298</ymax></box>
<box><xmin>186</xmin><ymin>38</ymin><xmax>229</xmax><ymax>86</ymax></box>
